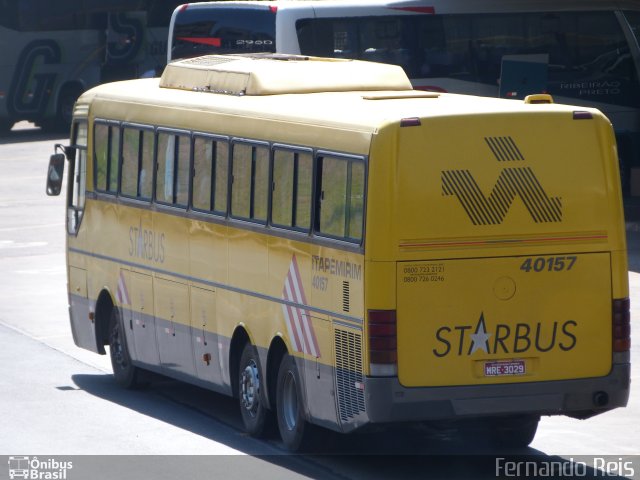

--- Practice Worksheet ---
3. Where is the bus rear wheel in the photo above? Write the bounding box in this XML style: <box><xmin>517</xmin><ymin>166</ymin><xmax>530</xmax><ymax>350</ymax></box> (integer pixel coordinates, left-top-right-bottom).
<box><xmin>276</xmin><ymin>354</ymin><xmax>318</xmax><ymax>452</ymax></box>
<box><xmin>489</xmin><ymin>414</ymin><xmax>540</xmax><ymax>448</ymax></box>
<box><xmin>108</xmin><ymin>308</ymin><xmax>142</xmax><ymax>389</ymax></box>
<box><xmin>238</xmin><ymin>343</ymin><xmax>272</xmax><ymax>437</ymax></box>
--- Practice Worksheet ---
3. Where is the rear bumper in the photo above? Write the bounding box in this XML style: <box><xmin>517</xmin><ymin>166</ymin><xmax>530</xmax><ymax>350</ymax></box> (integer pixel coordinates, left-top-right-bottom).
<box><xmin>364</xmin><ymin>363</ymin><xmax>630</xmax><ymax>424</ymax></box>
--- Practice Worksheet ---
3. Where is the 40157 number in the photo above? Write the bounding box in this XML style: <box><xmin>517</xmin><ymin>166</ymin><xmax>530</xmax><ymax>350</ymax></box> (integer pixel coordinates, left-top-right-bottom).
<box><xmin>312</xmin><ymin>275</ymin><xmax>328</xmax><ymax>291</ymax></box>
<box><xmin>520</xmin><ymin>256</ymin><xmax>577</xmax><ymax>273</ymax></box>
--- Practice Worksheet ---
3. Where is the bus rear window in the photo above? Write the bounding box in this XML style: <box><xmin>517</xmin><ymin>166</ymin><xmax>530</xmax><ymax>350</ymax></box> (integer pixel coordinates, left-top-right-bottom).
<box><xmin>171</xmin><ymin>7</ymin><xmax>276</xmax><ymax>61</ymax></box>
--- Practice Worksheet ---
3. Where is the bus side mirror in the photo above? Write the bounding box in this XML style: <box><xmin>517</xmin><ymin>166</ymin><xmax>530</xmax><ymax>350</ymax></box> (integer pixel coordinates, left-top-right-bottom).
<box><xmin>46</xmin><ymin>153</ymin><xmax>65</xmax><ymax>196</ymax></box>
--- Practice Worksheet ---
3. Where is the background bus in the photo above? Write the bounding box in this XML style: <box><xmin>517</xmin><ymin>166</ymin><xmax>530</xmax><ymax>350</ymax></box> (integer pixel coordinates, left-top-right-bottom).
<box><xmin>0</xmin><ymin>0</ymin><xmax>183</xmax><ymax>133</ymax></box>
<box><xmin>168</xmin><ymin>0</ymin><xmax>640</xmax><ymax>200</ymax></box>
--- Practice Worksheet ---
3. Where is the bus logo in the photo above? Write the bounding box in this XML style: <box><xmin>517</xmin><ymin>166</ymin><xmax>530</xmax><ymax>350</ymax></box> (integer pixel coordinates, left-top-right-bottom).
<box><xmin>442</xmin><ymin>137</ymin><xmax>562</xmax><ymax>225</ymax></box>
<box><xmin>8</xmin><ymin>457</ymin><xmax>73</xmax><ymax>479</ymax></box>
<box><xmin>8</xmin><ymin>457</ymin><xmax>29</xmax><ymax>480</ymax></box>
<box><xmin>8</xmin><ymin>40</ymin><xmax>61</xmax><ymax>118</ymax></box>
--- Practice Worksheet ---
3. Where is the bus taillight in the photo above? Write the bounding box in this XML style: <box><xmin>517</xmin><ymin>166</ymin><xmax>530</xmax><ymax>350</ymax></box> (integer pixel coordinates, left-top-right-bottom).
<box><xmin>613</xmin><ymin>298</ymin><xmax>631</xmax><ymax>352</ymax></box>
<box><xmin>368</xmin><ymin>310</ymin><xmax>397</xmax><ymax>377</ymax></box>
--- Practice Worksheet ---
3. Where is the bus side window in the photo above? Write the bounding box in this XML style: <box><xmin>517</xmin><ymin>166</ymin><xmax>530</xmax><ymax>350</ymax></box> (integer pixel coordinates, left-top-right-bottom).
<box><xmin>175</xmin><ymin>134</ymin><xmax>190</xmax><ymax>206</ymax></box>
<box><xmin>296</xmin><ymin>19</ymin><xmax>336</xmax><ymax>57</ymax></box>
<box><xmin>94</xmin><ymin>123</ymin><xmax>109</xmax><ymax>191</ymax></box>
<box><xmin>94</xmin><ymin>122</ymin><xmax>119</xmax><ymax>194</ymax></box>
<box><xmin>121</xmin><ymin>127</ymin><xmax>140</xmax><ymax>198</ymax></box>
<box><xmin>139</xmin><ymin>130</ymin><xmax>154</xmax><ymax>200</ymax></box>
<box><xmin>231</xmin><ymin>142</ymin><xmax>269</xmax><ymax>223</ymax></box>
<box><xmin>193</xmin><ymin>135</ymin><xmax>229</xmax><ymax>215</ymax></box>
<box><xmin>68</xmin><ymin>121</ymin><xmax>87</xmax><ymax>235</ymax></box>
<box><xmin>272</xmin><ymin>148</ymin><xmax>312</xmax><ymax>231</ymax></box>
<box><xmin>156</xmin><ymin>131</ymin><xmax>190</xmax><ymax>207</ymax></box>
<box><xmin>121</xmin><ymin>127</ymin><xmax>154</xmax><ymax>200</ymax></box>
<box><xmin>316</xmin><ymin>155</ymin><xmax>365</xmax><ymax>243</ymax></box>
<box><xmin>108</xmin><ymin>126</ymin><xmax>120</xmax><ymax>194</ymax></box>
<box><xmin>349</xmin><ymin>161</ymin><xmax>365</xmax><ymax>241</ymax></box>
<box><xmin>193</xmin><ymin>136</ymin><xmax>214</xmax><ymax>211</ymax></box>
<box><xmin>213</xmin><ymin>141</ymin><xmax>229</xmax><ymax>214</ymax></box>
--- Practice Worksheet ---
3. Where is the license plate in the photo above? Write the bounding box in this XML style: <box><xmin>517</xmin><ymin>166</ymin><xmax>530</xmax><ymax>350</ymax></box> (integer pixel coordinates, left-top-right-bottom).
<box><xmin>484</xmin><ymin>360</ymin><xmax>526</xmax><ymax>377</ymax></box>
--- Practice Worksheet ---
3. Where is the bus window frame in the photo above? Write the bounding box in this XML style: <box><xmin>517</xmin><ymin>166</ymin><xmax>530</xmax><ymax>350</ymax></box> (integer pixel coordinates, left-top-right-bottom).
<box><xmin>90</xmin><ymin>117</ymin><xmax>367</xmax><ymax>252</ymax></box>
<box><xmin>314</xmin><ymin>150</ymin><xmax>367</xmax><ymax>245</ymax></box>
<box><xmin>120</xmin><ymin>122</ymin><xmax>156</xmax><ymax>203</ymax></box>
<box><xmin>155</xmin><ymin>127</ymin><xmax>192</xmax><ymax>210</ymax></box>
<box><xmin>230</xmin><ymin>138</ymin><xmax>271</xmax><ymax>226</ymax></box>
<box><xmin>270</xmin><ymin>143</ymin><xmax>314</xmax><ymax>234</ymax></box>
<box><xmin>192</xmin><ymin>131</ymin><xmax>231</xmax><ymax>217</ymax></box>
<box><xmin>93</xmin><ymin>119</ymin><xmax>122</xmax><ymax>195</ymax></box>
<box><xmin>67</xmin><ymin>120</ymin><xmax>88</xmax><ymax>237</ymax></box>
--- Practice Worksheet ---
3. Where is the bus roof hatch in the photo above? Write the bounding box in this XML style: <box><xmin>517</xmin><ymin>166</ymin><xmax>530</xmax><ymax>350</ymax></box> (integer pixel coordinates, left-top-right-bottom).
<box><xmin>159</xmin><ymin>53</ymin><xmax>413</xmax><ymax>96</ymax></box>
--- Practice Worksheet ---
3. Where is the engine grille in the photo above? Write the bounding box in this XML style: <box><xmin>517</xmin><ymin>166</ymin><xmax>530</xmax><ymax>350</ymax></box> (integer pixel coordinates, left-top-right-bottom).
<box><xmin>334</xmin><ymin>328</ymin><xmax>365</xmax><ymax>423</ymax></box>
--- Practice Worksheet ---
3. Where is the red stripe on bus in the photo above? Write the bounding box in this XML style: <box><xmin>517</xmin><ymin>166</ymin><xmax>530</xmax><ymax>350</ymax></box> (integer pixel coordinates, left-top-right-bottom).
<box><xmin>177</xmin><ymin>37</ymin><xmax>222</xmax><ymax>47</ymax></box>
<box><xmin>400</xmin><ymin>234</ymin><xmax>608</xmax><ymax>249</ymax></box>
<box><xmin>390</xmin><ymin>6</ymin><xmax>435</xmax><ymax>14</ymax></box>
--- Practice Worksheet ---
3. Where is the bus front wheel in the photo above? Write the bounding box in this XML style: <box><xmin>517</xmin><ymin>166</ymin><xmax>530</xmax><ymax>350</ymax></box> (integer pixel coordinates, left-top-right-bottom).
<box><xmin>238</xmin><ymin>343</ymin><xmax>272</xmax><ymax>437</ymax></box>
<box><xmin>276</xmin><ymin>354</ymin><xmax>318</xmax><ymax>452</ymax></box>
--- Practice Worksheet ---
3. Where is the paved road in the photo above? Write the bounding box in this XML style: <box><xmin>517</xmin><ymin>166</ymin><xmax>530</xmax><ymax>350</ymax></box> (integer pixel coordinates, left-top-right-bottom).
<box><xmin>0</xmin><ymin>124</ymin><xmax>638</xmax><ymax>479</ymax></box>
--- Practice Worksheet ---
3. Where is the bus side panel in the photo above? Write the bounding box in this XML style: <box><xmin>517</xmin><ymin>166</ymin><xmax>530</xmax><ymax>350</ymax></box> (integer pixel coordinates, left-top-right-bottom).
<box><xmin>68</xmin><ymin>265</ymin><xmax>99</xmax><ymax>353</ymax></box>
<box><xmin>190</xmin><ymin>220</ymin><xmax>229</xmax><ymax>388</ymax></box>
<box><xmin>154</xmin><ymin>276</ymin><xmax>195</xmax><ymax>377</ymax></box>
<box><xmin>190</xmin><ymin>286</ymin><xmax>224</xmax><ymax>386</ymax></box>
<box><xmin>267</xmin><ymin>237</ymin><xmax>336</xmax><ymax>428</ymax></box>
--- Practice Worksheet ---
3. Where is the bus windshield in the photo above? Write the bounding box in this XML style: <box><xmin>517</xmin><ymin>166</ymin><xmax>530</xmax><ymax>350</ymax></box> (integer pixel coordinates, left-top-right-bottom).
<box><xmin>171</xmin><ymin>6</ymin><xmax>276</xmax><ymax>60</ymax></box>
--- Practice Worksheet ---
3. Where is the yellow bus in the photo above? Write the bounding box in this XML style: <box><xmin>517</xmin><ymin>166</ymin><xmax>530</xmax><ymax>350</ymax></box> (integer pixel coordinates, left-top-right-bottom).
<box><xmin>46</xmin><ymin>54</ymin><xmax>630</xmax><ymax>451</ymax></box>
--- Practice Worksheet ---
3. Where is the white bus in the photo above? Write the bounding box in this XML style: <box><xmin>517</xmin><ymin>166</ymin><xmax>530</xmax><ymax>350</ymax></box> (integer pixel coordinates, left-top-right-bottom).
<box><xmin>168</xmin><ymin>0</ymin><xmax>640</xmax><ymax>198</ymax></box>
<box><xmin>0</xmin><ymin>0</ymin><xmax>182</xmax><ymax>133</ymax></box>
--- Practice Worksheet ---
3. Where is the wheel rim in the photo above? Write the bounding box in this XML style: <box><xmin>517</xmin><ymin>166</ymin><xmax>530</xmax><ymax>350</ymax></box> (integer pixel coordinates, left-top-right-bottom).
<box><xmin>282</xmin><ymin>370</ymin><xmax>298</xmax><ymax>431</ymax></box>
<box><xmin>241</xmin><ymin>360</ymin><xmax>260</xmax><ymax>417</ymax></box>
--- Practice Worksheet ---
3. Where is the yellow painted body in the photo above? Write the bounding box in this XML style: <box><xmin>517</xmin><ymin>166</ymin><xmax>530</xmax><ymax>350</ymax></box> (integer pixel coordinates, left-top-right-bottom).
<box><xmin>63</xmin><ymin>56</ymin><xmax>627</xmax><ymax>430</ymax></box>
<box><xmin>364</xmin><ymin>102</ymin><xmax>627</xmax><ymax>387</ymax></box>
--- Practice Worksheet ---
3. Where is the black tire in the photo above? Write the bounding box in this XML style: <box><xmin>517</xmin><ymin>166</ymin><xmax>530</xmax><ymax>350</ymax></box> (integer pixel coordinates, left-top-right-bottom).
<box><xmin>57</xmin><ymin>85</ymin><xmax>82</xmax><ymax>130</ymax></box>
<box><xmin>108</xmin><ymin>307</ymin><xmax>142</xmax><ymax>389</ymax></box>
<box><xmin>238</xmin><ymin>343</ymin><xmax>272</xmax><ymax>437</ymax></box>
<box><xmin>276</xmin><ymin>354</ymin><xmax>318</xmax><ymax>452</ymax></box>
<box><xmin>0</xmin><ymin>120</ymin><xmax>13</xmax><ymax>135</ymax></box>
<box><xmin>490</xmin><ymin>415</ymin><xmax>540</xmax><ymax>448</ymax></box>
<box><xmin>39</xmin><ymin>85</ymin><xmax>82</xmax><ymax>133</ymax></box>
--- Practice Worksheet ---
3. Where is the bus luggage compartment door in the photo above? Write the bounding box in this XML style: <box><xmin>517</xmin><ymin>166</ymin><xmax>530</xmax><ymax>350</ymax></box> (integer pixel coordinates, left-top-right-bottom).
<box><xmin>396</xmin><ymin>253</ymin><xmax>612</xmax><ymax>387</ymax></box>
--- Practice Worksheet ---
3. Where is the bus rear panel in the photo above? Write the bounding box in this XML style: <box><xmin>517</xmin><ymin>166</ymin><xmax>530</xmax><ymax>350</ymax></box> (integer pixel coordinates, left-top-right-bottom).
<box><xmin>363</xmin><ymin>98</ymin><xmax>630</xmax><ymax>424</ymax></box>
